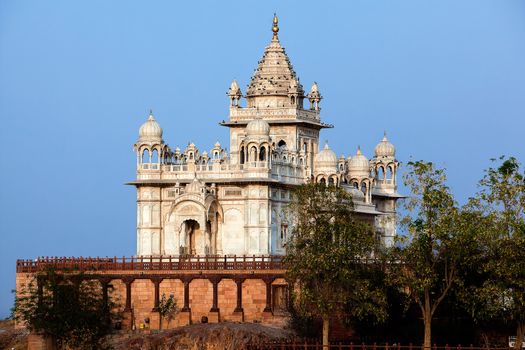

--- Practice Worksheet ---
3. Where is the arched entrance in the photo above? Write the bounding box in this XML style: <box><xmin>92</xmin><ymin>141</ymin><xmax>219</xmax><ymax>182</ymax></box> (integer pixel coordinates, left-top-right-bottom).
<box><xmin>165</xmin><ymin>195</ymin><xmax>224</xmax><ymax>256</ymax></box>
<box><xmin>205</xmin><ymin>211</ymin><xmax>221</xmax><ymax>255</ymax></box>
<box><xmin>182</xmin><ymin>219</ymin><xmax>201</xmax><ymax>255</ymax></box>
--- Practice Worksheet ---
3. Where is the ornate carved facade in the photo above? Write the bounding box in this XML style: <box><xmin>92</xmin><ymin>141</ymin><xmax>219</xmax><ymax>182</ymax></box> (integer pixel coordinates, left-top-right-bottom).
<box><xmin>130</xmin><ymin>15</ymin><xmax>402</xmax><ymax>257</ymax></box>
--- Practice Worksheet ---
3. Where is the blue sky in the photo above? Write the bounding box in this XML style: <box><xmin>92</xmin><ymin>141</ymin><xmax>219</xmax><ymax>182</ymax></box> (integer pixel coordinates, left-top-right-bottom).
<box><xmin>1</xmin><ymin>0</ymin><xmax>524</xmax><ymax>318</ymax></box>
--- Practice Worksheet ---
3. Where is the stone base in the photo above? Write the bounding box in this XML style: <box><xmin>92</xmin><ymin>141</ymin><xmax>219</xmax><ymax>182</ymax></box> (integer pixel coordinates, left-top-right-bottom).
<box><xmin>231</xmin><ymin>310</ymin><xmax>244</xmax><ymax>322</ymax></box>
<box><xmin>208</xmin><ymin>310</ymin><xmax>220</xmax><ymax>323</ymax></box>
<box><xmin>179</xmin><ymin>310</ymin><xmax>191</xmax><ymax>326</ymax></box>
<box><xmin>28</xmin><ymin>333</ymin><xmax>54</xmax><ymax>350</ymax></box>
<box><xmin>149</xmin><ymin>312</ymin><xmax>160</xmax><ymax>330</ymax></box>
<box><xmin>262</xmin><ymin>310</ymin><xmax>273</xmax><ymax>323</ymax></box>
<box><xmin>121</xmin><ymin>310</ymin><xmax>133</xmax><ymax>330</ymax></box>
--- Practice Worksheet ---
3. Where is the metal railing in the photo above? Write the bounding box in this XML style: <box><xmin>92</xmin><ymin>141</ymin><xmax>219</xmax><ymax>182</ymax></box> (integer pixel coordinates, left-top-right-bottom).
<box><xmin>16</xmin><ymin>255</ymin><xmax>284</xmax><ymax>273</ymax></box>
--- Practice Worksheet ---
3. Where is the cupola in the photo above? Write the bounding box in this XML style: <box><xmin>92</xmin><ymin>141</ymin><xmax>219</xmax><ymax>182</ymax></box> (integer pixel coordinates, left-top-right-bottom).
<box><xmin>307</xmin><ymin>82</ymin><xmax>322</xmax><ymax>110</ymax></box>
<box><xmin>348</xmin><ymin>146</ymin><xmax>370</xmax><ymax>178</ymax></box>
<box><xmin>314</xmin><ymin>142</ymin><xmax>337</xmax><ymax>173</ymax></box>
<box><xmin>228</xmin><ymin>79</ymin><xmax>242</xmax><ymax>107</ymax></box>
<box><xmin>245</xmin><ymin>118</ymin><xmax>270</xmax><ymax>137</ymax></box>
<box><xmin>374</xmin><ymin>132</ymin><xmax>395</xmax><ymax>158</ymax></box>
<box><xmin>138</xmin><ymin>111</ymin><xmax>163</xmax><ymax>143</ymax></box>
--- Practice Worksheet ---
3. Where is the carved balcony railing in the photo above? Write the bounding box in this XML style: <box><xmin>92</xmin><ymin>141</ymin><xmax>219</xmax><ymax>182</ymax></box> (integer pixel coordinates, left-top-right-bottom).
<box><xmin>16</xmin><ymin>255</ymin><xmax>284</xmax><ymax>273</ymax></box>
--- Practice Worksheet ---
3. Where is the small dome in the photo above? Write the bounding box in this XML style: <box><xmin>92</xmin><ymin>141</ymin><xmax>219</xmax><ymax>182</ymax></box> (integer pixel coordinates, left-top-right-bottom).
<box><xmin>246</xmin><ymin>118</ymin><xmax>270</xmax><ymax>137</ymax></box>
<box><xmin>314</xmin><ymin>143</ymin><xmax>337</xmax><ymax>172</ymax></box>
<box><xmin>348</xmin><ymin>147</ymin><xmax>370</xmax><ymax>177</ymax></box>
<box><xmin>228</xmin><ymin>79</ymin><xmax>242</xmax><ymax>96</ymax></box>
<box><xmin>307</xmin><ymin>82</ymin><xmax>321</xmax><ymax>99</ymax></box>
<box><xmin>374</xmin><ymin>132</ymin><xmax>395</xmax><ymax>158</ymax></box>
<box><xmin>138</xmin><ymin>112</ymin><xmax>163</xmax><ymax>142</ymax></box>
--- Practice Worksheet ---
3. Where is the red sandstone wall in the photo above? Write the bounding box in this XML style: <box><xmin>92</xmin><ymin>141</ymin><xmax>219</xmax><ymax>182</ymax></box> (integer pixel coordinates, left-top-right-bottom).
<box><xmin>159</xmin><ymin>278</ymin><xmax>185</xmax><ymax>328</ymax></box>
<box><xmin>14</xmin><ymin>273</ymin><xmax>34</xmax><ymax>329</ymax></box>
<box><xmin>110</xmin><ymin>279</ymin><xmax>126</xmax><ymax>314</ymax></box>
<box><xmin>189</xmin><ymin>279</ymin><xmax>213</xmax><ymax>323</ymax></box>
<box><xmin>218</xmin><ymin>279</ymin><xmax>238</xmax><ymax>320</ymax></box>
<box><xmin>131</xmin><ymin>279</ymin><xmax>154</xmax><ymax>329</ymax></box>
<box><xmin>15</xmin><ymin>271</ymin><xmax>288</xmax><ymax>331</ymax></box>
<box><xmin>243</xmin><ymin>279</ymin><xmax>266</xmax><ymax>322</ymax></box>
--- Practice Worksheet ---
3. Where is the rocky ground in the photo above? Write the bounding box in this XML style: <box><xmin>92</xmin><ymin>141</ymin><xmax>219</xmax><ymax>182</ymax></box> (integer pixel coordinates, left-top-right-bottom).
<box><xmin>103</xmin><ymin>322</ymin><xmax>294</xmax><ymax>350</ymax></box>
<box><xmin>0</xmin><ymin>319</ymin><xmax>29</xmax><ymax>349</ymax></box>
<box><xmin>0</xmin><ymin>319</ymin><xmax>294</xmax><ymax>349</ymax></box>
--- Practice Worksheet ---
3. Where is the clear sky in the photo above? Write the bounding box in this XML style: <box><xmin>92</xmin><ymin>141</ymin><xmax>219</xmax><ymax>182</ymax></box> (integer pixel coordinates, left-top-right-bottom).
<box><xmin>1</xmin><ymin>0</ymin><xmax>524</xmax><ymax>318</ymax></box>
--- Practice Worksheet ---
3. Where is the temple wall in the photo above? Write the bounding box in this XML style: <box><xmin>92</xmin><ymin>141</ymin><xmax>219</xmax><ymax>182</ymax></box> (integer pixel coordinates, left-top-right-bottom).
<box><xmin>15</xmin><ymin>270</ymin><xmax>289</xmax><ymax>331</ymax></box>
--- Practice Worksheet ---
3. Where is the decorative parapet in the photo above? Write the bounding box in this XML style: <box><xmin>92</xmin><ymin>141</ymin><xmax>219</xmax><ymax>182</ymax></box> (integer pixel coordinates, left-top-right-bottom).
<box><xmin>16</xmin><ymin>255</ymin><xmax>284</xmax><ymax>273</ymax></box>
<box><xmin>135</xmin><ymin>159</ymin><xmax>307</xmax><ymax>185</ymax></box>
<box><xmin>229</xmin><ymin>107</ymin><xmax>320</xmax><ymax>123</ymax></box>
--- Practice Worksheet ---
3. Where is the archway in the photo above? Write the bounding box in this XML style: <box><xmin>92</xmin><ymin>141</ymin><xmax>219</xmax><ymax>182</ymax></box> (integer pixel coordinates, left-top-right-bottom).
<box><xmin>182</xmin><ymin>219</ymin><xmax>201</xmax><ymax>255</ymax></box>
<box><xmin>206</xmin><ymin>199</ymin><xmax>223</xmax><ymax>255</ymax></box>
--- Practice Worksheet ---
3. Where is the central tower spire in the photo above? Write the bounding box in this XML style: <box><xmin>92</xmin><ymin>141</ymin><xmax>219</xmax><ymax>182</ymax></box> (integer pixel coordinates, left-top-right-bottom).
<box><xmin>245</xmin><ymin>14</ymin><xmax>305</xmax><ymax>106</ymax></box>
<box><xmin>272</xmin><ymin>13</ymin><xmax>279</xmax><ymax>40</ymax></box>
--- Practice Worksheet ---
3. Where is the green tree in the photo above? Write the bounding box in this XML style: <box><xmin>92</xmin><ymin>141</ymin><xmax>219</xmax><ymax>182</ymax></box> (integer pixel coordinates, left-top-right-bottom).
<box><xmin>387</xmin><ymin>161</ymin><xmax>471</xmax><ymax>349</ymax></box>
<box><xmin>158</xmin><ymin>293</ymin><xmax>179</xmax><ymax>330</ymax></box>
<box><xmin>460</xmin><ymin>157</ymin><xmax>525</xmax><ymax>349</ymax></box>
<box><xmin>12</xmin><ymin>268</ymin><xmax>120</xmax><ymax>349</ymax></box>
<box><xmin>284</xmin><ymin>182</ymin><xmax>387</xmax><ymax>347</ymax></box>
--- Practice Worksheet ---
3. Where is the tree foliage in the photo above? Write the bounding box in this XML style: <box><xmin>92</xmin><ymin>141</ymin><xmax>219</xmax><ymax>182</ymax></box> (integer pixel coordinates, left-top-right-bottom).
<box><xmin>284</xmin><ymin>182</ymin><xmax>387</xmax><ymax>345</ymax></box>
<box><xmin>387</xmin><ymin>161</ymin><xmax>473</xmax><ymax>349</ymax></box>
<box><xmin>12</xmin><ymin>268</ymin><xmax>120</xmax><ymax>349</ymax></box>
<box><xmin>158</xmin><ymin>293</ymin><xmax>180</xmax><ymax>329</ymax></box>
<box><xmin>459</xmin><ymin>156</ymin><xmax>525</xmax><ymax>349</ymax></box>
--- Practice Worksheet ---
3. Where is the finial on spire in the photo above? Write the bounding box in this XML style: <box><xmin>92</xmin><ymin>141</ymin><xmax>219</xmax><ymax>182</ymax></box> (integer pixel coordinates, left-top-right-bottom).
<box><xmin>357</xmin><ymin>145</ymin><xmax>362</xmax><ymax>155</ymax></box>
<box><xmin>272</xmin><ymin>13</ymin><xmax>279</xmax><ymax>39</ymax></box>
<box><xmin>382</xmin><ymin>130</ymin><xmax>388</xmax><ymax>141</ymax></box>
<box><xmin>148</xmin><ymin>109</ymin><xmax>155</xmax><ymax>120</ymax></box>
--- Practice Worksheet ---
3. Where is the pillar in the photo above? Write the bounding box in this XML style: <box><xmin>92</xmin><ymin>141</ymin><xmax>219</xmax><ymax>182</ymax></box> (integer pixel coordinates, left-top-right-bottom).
<box><xmin>210</xmin><ymin>278</ymin><xmax>220</xmax><ymax>312</ymax></box>
<box><xmin>100</xmin><ymin>278</ymin><xmax>110</xmax><ymax>309</ymax></box>
<box><xmin>231</xmin><ymin>278</ymin><xmax>244</xmax><ymax>322</ymax></box>
<box><xmin>209</xmin><ymin>277</ymin><xmax>221</xmax><ymax>323</ymax></box>
<box><xmin>263</xmin><ymin>278</ymin><xmax>273</xmax><ymax>313</ymax></box>
<box><xmin>181</xmin><ymin>277</ymin><xmax>191</xmax><ymax>312</ymax></box>
<box><xmin>151</xmin><ymin>278</ymin><xmax>162</xmax><ymax>312</ymax></box>
<box><xmin>100</xmin><ymin>278</ymin><xmax>111</xmax><ymax>326</ymax></box>
<box><xmin>123</xmin><ymin>278</ymin><xmax>133</xmax><ymax>312</ymax></box>
<box><xmin>122</xmin><ymin>278</ymin><xmax>134</xmax><ymax>330</ymax></box>
<box><xmin>179</xmin><ymin>278</ymin><xmax>192</xmax><ymax>325</ymax></box>
<box><xmin>234</xmin><ymin>278</ymin><xmax>244</xmax><ymax>313</ymax></box>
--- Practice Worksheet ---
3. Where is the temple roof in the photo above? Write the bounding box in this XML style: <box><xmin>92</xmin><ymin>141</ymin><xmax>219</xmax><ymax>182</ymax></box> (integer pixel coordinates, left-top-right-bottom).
<box><xmin>246</xmin><ymin>15</ymin><xmax>304</xmax><ymax>98</ymax></box>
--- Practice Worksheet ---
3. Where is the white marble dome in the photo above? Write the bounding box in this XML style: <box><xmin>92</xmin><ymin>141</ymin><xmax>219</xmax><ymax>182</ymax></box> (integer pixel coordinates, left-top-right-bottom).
<box><xmin>348</xmin><ymin>147</ymin><xmax>370</xmax><ymax>177</ymax></box>
<box><xmin>314</xmin><ymin>143</ymin><xmax>337</xmax><ymax>172</ymax></box>
<box><xmin>139</xmin><ymin>112</ymin><xmax>163</xmax><ymax>142</ymax></box>
<box><xmin>374</xmin><ymin>133</ymin><xmax>395</xmax><ymax>158</ymax></box>
<box><xmin>246</xmin><ymin>118</ymin><xmax>270</xmax><ymax>137</ymax></box>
